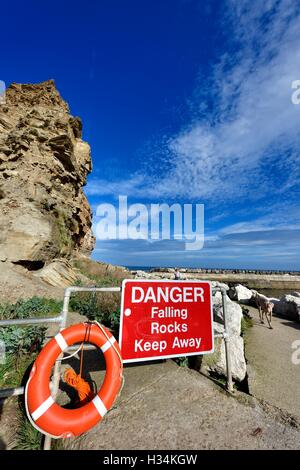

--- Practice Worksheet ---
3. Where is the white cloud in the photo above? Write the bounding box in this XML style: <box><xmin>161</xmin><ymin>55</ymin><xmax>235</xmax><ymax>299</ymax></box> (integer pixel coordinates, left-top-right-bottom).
<box><xmin>87</xmin><ymin>0</ymin><xmax>300</xmax><ymax>269</ymax></box>
<box><xmin>157</xmin><ymin>0</ymin><xmax>300</xmax><ymax>201</ymax></box>
<box><xmin>86</xmin><ymin>174</ymin><xmax>146</xmax><ymax>197</ymax></box>
<box><xmin>91</xmin><ymin>220</ymin><xmax>300</xmax><ymax>268</ymax></box>
<box><xmin>218</xmin><ymin>201</ymin><xmax>300</xmax><ymax>235</ymax></box>
<box><xmin>87</xmin><ymin>0</ymin><xmax>300</xmax><ymax>204</ymax></box>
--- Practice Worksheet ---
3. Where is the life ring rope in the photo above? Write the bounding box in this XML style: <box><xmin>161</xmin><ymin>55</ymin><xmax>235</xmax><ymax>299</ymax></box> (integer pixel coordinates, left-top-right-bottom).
<box><xmin>25</xmin><ymin>321</ymin><xmax>124</xmax><ymax>439</ymax></box>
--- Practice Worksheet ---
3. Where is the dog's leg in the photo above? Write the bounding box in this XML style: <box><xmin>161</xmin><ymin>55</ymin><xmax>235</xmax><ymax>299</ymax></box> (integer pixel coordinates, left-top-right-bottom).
<box><xmin>265</xmin><ymin>310</ymin><xmax>271</xmax><ymax>328</ymax></box>
<box><xmin>259</xmin><ymin>306</ymin><xmax>264</xmax><ymax>323</ymax></box>
<box><xmin>268</xmin><ymin>309</ymin><xmax>273</xmax><ymax>329</ymax></box>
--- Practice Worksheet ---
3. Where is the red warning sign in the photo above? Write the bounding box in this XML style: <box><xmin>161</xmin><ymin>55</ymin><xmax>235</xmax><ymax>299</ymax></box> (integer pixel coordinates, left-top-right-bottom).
<box><xmin>119</xmin><ymin>279</ymin><xmax>214</xmax><ymax>363</ymax></box>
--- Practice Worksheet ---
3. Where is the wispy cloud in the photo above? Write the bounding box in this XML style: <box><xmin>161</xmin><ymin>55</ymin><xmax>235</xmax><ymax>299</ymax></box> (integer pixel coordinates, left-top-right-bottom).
<box><xmin>86</xmin><ymin>174</ymin><xmax>146</xmax><ymax>198</ymax></box>
<box><xmin>87</xmin><ymin>0</ymin><xmax>300</xmax><ymax>204</ymax></box>
<box><xmin>87</xmin><ymin>0</ymin><xmax>300</xmax><ymax>269</ymax></box>
<box><xmin>92</xmin><ymin>223</ymin><xmax>300</xmax><ymax>269</ymax></box>
<box><xmin>156</xmin><ymin>0</ymin><xmax>300</xmax><ymax>201</ymax></box>
<box><xmin>90</xmin><ymin>194</ymin><xmax>300</xmax><ymax>269</ymax></box>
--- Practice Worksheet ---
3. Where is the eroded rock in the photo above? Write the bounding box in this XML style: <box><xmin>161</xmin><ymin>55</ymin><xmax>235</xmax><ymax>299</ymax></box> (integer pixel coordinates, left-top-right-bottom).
<box><xmin>36</xmin><ymin>259</ymin><xmax>78</xmax><ymax>287</ymax></box>
<box><xmin>0</xmin><ymin>80</ymin><xmax>95</xmax><ymax>265</ymax></box>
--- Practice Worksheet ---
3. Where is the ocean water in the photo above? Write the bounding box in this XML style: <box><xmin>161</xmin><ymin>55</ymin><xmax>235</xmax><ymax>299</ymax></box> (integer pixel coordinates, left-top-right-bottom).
<box><xmin>125</xmin><ymin>266</ymin><xmax>155</xmax><ymax>272</ymax></box>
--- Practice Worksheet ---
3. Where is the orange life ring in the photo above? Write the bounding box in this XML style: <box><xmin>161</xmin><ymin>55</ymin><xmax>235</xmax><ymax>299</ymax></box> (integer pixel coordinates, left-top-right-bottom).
<box><xmin>25</xmin><ymin>322</ymin><xmax>123</xmax><ymax>438</ymax></box>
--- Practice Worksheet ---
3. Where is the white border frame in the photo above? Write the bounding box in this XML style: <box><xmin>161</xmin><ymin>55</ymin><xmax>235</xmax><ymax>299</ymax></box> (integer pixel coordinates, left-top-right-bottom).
<box><xmin>119</xmin><ymin>279</ymin><xmax>214</xmax><ymax>364</ymax></box>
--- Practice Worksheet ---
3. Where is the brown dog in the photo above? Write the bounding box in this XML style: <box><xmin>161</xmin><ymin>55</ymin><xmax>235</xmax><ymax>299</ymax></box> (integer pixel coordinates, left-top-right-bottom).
<box><xmin>253</xmin><ymin>292</ymin><xmax>274</xmax><ymax>329</ymax></box>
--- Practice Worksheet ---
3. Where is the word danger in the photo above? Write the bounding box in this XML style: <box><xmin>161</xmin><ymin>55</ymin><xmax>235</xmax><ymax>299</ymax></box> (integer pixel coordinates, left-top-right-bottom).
<box><xmin>131</xmin><ymin>285</ymin><xmax>205</xmax><ymax>303</ymax></box>
<box><xmin>134</xmin><ymin>337</ymin><xmax>202</xmax><ymax>353</ymax></box>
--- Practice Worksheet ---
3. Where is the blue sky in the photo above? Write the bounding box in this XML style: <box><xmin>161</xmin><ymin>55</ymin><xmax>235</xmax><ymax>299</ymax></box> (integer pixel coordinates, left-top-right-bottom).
<box><xmin>1</xmin><ymin>0</ymin><xmax>300</xmax><ymax>269</ymax></box>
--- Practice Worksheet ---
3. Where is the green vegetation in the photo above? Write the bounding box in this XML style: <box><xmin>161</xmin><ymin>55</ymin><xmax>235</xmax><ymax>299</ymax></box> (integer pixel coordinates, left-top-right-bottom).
<box><xmin>241</xmin><ymin>316</ymin><xmax>254</xmax><ymax>336</ymax></box>
<box><xmin>0</xmin><ymin>325</ymin><xmax>45</xmax><ymax>355</ymax></box>
<box><xmin>174</xmin><ymin>357</ymin><xmax>189</xmax><ymax>367</ymax></box>
<box><xmin>53</xmin><ymin>208</ymin><xmax>74</xmax><ymax>255</ymax></box>
<box><xmin>241</xmin><ymin>307</ymin><xmax>254</xmax><ymax>338</ymax></box>
<box><xmin>12</xmin><ymin>410</ymin><xmax>42</xmax><ymax>450</ymax></box>
<box><xmin>68</xmin><ymin>258</ymin><xmax>131</xmax><ymax>333</ymax></box>
<box><xmin>69</xmin><ymin>292</ymin><xmax>121</xmax><ymax>333</ymax></box>
<box><xmin>72</xmin><ymin>258</ymin><xmax>129</xmax><ymax>287</ymax></box>
<box><xmin>0</xmin><ymin>352</ymin><xmax>38</xmax><ymax>388</ymax></box>
<box><xmin>0</xmin><ymin>297</ymin><xmax>62</xmax><ymax>387</ymax></box>
<box><xmin>0</xmin><ymin>296</ymin><xmax>62</xmax><ymax>320</ymax></box>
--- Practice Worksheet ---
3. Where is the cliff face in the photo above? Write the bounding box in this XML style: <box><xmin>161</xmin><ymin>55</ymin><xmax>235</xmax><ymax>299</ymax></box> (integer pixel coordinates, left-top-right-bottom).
<box><xmin>0</xmin><ymin>80</ymin><xmax>95</xmax><ymax>266</ymax></box>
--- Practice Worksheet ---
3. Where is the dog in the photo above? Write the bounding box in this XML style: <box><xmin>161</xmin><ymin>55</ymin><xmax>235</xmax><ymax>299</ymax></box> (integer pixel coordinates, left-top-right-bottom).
<box><xmin>252</xmin><ymin>291</ymin><xmax>274</xmax><ymax>329</ymax></box>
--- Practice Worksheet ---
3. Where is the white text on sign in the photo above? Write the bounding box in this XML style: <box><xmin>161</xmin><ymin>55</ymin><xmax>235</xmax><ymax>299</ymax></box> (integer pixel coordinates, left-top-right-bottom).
<box><xmin>131</xmin><ymin>286</ymin><xmax>205</xmax><ymax>303</ymax></box>
<box><xmin>119</xmin><ymin>280</ymin><xmax>214</xmax><ymax>363</ymax></box>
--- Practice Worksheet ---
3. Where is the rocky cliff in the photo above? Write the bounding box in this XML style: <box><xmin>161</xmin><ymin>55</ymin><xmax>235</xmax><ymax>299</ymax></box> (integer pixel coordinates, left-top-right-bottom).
<box><xmin>0</xmin><ymin>80</ymin><xmax>95</xmax><ymax>267</ymax></box>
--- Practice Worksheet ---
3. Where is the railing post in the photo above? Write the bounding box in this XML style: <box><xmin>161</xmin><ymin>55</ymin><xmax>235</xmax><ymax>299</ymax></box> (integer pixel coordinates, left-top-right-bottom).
<box><xmin>221</xmin><ymin>288</ymin><xmax>234</xmax><ymax>393</ymax></box>
<box><xmin>0</xmin><ymin>286</ymin><xmax>122</xmax><ymax>450</ymax></box>
<box><xmin>43</xmin><ymin>288</ymin><xmax>72</xmax><ymax>450</ymax></box>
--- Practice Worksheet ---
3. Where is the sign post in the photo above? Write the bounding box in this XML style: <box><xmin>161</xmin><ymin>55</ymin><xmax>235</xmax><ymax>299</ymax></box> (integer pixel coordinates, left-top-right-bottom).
<box><xmin>119</xmin><ymin>279</ymin><xmax>214</xmax><ymax>363</ymax></box>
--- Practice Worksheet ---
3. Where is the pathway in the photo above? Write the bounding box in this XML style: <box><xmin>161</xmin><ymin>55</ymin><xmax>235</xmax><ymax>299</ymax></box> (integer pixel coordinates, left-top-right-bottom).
<box><xmin>246</xmin><ymin>306</ymin><xmax>300</xmax><ymax>420</ymax></box>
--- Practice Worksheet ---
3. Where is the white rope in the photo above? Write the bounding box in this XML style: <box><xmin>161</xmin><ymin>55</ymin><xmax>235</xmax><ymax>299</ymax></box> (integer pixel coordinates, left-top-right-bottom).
<box><xmin>59</xmin><ymin>343</ymin><xmax>83</xmax><ymax>361</ymax></box>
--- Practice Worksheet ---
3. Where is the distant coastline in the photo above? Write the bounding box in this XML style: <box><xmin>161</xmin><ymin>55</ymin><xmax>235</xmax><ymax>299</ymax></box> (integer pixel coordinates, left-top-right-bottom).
<box><xmin>125</xmin><ymin>266</ymin><xmax>300</xmax><ymax>275</ymax></box>
<box><xmin>125</xmin><ymin>266</ymin><xmax>154</xmax><ymax>272</ymax></box>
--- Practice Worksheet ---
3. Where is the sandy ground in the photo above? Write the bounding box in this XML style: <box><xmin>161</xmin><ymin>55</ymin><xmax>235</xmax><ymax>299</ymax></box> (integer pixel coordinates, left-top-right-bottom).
<box><xmin>246</xmin><ymin>306</ymin><xmax>300</xmax><ymax>419</ymax></box>
<box><xmin>62</xmin><ymin>360</ymin><xmax>300</xmax><ymax>450</ymax></box>
<box><xmin>0</xmin><ymin>262</ymin><xmax>63</xmax><ymax>303</ymax></box>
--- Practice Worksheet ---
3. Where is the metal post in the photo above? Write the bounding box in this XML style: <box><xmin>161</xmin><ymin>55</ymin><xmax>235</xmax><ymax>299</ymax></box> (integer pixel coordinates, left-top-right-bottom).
<box><xmin>43</xmin><ymin>288</ymin><xmax>72</xmax><ymax>450</ymax></box>
<box><xmin>43</xmin><ymin>286</ymin><xmax>121</xmax><ymax>450</ymax></box>
<box><xmin>221</xmin><ymin>288</ymin><xmax>234</xmax><ymax>393</ymax></box>
<box><xmin>0</xmin><ymin>386</ymin><xmax>24</xmax><ymax>398</ymax></box>
<box><xmin>0</xmin><ymin>286</ymin><xmax>122</xmax><ymax>450</ymax></box>
<box><xmin>0</xmin><ymin>315</ymin><xmax>63</xmax><ymax>327</ymax></box>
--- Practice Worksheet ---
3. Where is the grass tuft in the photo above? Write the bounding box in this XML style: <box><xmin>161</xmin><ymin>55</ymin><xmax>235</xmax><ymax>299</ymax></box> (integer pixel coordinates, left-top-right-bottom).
<box><xmin>241</xmin><ymin>315</ymin><xmax>254</xmax><ymax>337</ymax></box>
<box><xmin>12</xmin><ymin>411</ymin><xmax>42</xmax><ymax>450</ymax></box>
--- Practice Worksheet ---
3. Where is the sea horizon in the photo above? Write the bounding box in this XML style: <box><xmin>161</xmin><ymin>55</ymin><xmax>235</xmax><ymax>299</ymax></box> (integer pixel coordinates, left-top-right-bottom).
<box><xmin>124</xmin><ymin>265</ymin><xmax>300</xmax><ymax>274</ymax></box>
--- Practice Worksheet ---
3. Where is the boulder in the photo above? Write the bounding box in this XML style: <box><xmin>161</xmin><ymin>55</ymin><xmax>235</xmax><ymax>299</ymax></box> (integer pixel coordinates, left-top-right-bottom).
<box><xmin>0</xmin><ymin>207</ymin><xmax>52</xmax><ymax>262</ymax></box>
<box><xmin>273</xmin><ymin>294</ymin><xmax>300</xmax><ymax>321</ymax></box>
<box><xmin>218</xmin><ymin>333</ymin><xmax>247</xmax><ymax>382</ymax></box>
<box><xmin>210</xmin><ymin>281</ymin><xmax>229</xmax><ymax>291</ymax></box>
<box><xmin>200</xmin><ymin>293</ymin><xmax>247</xmax><ymax>382</ymax></box>
<box><xmin>213</xmin><ymin>291</ymin><xmax>243</xmax><ymax>336</ymax></box>
<box><xmin>134</xmin><ymin>270</ymin><xmax>151</xmax><ymax>279</ymax></box>
<box><xmin>201</xmin><ymin>322</ymin><xmax>247</xmax><ymax>382</ymax></box>
<box><xmin>228</xmin><ymin>284</ymin><xmax>253</xmax><ymax>303</ymax></box>
<box><xmin>291</xmin><ymin>292</ymin><xmax>300</xmax><ymax>298</ymax></box>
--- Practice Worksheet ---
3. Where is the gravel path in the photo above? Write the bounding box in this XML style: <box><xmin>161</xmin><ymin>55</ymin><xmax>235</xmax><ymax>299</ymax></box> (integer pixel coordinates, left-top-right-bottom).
<box><xmin>246</xmin><ymin>306</ymin><xmax>300</xmax><ymax>419</ymax></box>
